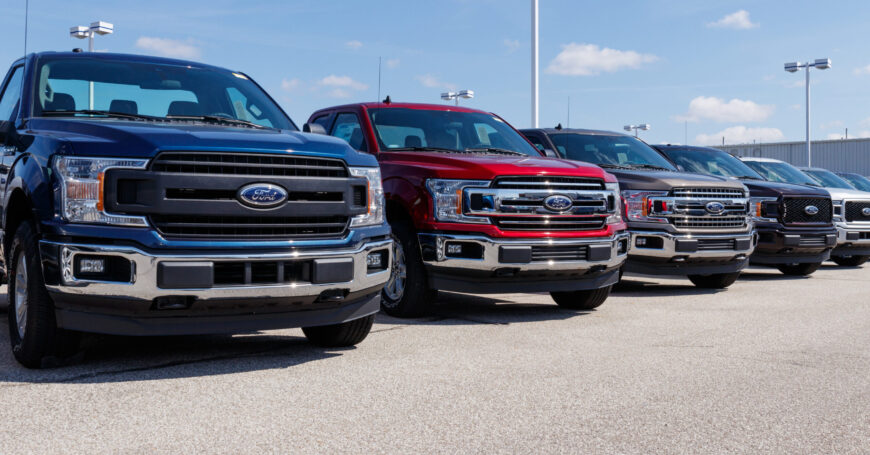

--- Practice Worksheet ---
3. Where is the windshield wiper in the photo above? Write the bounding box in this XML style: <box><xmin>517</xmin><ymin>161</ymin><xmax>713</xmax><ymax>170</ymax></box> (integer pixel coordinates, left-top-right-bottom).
<box><xmin>166</xmin><ymin>114</ymin><xmax>270</xmax><ymax>129</ymax></box>
<box><xmin>463</xmin><ymin>147</ymin><xmax>526</xmax><ymax>156</ymax></box>
<box><xmin>388</xmin><ymin>146</ymin><xmax>461</xmax><ymax>153</ymax></box>
<box><xmin>626</xmin><ymin>163</ymin><xmax>674</xmax><ymax>171</ymax></box>
<box><xmin>42</xmin><ymin>109</ymin><xmax>162</xmax><ymax>121</ymax></box>
<box><xmin>735</xmin><ymin>175</ymin><xmax>762</xmax><ymax>180</ymax></box>
<box><xmin>597</xmin><ymin>163</ymin><xmax>634</xmax><ymax>170</ymax></box>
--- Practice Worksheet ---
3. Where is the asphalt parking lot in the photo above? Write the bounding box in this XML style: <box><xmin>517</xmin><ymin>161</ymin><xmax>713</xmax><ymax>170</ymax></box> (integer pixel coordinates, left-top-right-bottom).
<box><xmin>0</xmin><ymin>264</ymin><xmax>868</xmax><ymax>454</ymax></box>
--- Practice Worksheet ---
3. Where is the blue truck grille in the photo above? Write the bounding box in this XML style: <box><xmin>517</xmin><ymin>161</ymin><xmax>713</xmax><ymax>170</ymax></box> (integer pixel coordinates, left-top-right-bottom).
<box><xmin>151</xmin><ymin>152</ymin><xmax>348</xmax><ymax>178</ymax></box>
<box><xmin>150</xmin><ymin>215</ymin><xmax>349</xmax><ymax>239</ymax></box>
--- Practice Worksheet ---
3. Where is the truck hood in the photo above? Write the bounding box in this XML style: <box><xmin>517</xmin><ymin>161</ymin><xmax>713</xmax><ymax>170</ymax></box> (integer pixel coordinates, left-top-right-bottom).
<box><xmin>822</xmin><ymin>187</ymin><xmax>870</xmax><ymax>201</ymax></box>
<box><xmin>24</xmin><ymin>118</ymin><xmax>377</xmax><ymax>167</ymax></box>
<box><xmin>377</xmin><ymin>151</ymin><xmax>612</xmax><ymax>180</ymax></box>
<box><xmin>605</xmin><ymin>169</ymin><xmax>747</xmax><ymax>193</ymax></box>
<box><xmin>740</xmin><ymin>179</ymin><xmax>832</xmax><ymax>198</ymax></box>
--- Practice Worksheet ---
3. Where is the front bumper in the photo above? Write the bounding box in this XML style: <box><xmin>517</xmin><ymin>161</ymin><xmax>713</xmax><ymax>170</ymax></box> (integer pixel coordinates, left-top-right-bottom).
<box><xmin>39</xmin><ymin>238</ymin><xmax>392</xmax><ymax>335</ymax></box>
<box><xmin>750</xmin><ymin>225</ymin><xmax>836</xmax><ymax>265</ymax></box>
<box><xmin>625</xmin><ymin>230</ymin><xmax>755</xmax><ymax>276</ymax></box>
<box><xmin>832</xmin><ymin>224</ymin><xmax>870</xmax><ymax>257</ymax></box>
<box><xmin>418</xmin><ymin>231</ymin><xmax>630</xmax><ymax>293</ymax></box>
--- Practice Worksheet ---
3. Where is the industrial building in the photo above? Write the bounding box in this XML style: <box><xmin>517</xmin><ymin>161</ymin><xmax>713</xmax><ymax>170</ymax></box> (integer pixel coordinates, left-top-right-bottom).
<box><xmin>718</xmin><ymin>138</ymin><xmax>870</xmax><ymax>175</ymax></box>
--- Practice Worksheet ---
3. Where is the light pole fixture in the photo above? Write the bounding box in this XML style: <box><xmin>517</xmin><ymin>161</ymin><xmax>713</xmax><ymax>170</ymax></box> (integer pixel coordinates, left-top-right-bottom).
<box><xmin>624</xmin><ymin>124</ymin><xmax>650</xmax><ymax>137</ymax></box>
<box><xmin>784</xmin><ymin>58</ymin><xmax>831</xmax><ymax>167</ymax></box>
<box><xmin>441</xmin><ymin>90</ymin><xmax>474</xmax><ymax>106</ymax></box>
<box><xmin>69</xmin><ymin>21</ymin><xmax>113</xmax><ymax>52</ymax></box>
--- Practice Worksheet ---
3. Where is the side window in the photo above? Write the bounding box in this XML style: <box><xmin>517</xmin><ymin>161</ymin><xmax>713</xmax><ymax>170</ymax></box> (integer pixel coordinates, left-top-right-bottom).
<box><xmin>524</xmin><ymin>133</ymin><xmax>548</xmax><ymax>152</ymax></box>
<box><xmin>226</xmin><ymin>87</ymin><xmax>274</xmax><ymax>128</ymax></box>
<box><xmin>311</xmin><ymin>114</ymin><xmax>332</xmax><ymax>130</ymax></box>
<box><xmin>331</xmin><ymin>113</ymin><xmax>367</xmax><ymax>152</ymax></box>
<box><xmin>0</xmin><ymin>66</ymin><xmax>24</xmax><ymax>121</ymax></box>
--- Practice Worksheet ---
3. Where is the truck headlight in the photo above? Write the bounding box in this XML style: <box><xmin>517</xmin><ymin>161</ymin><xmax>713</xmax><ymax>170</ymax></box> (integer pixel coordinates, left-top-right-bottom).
<box><xmin>54</xmin><ymin>156</ymin><xmax>149</xmax><ymax>226</ymax></box>
<box><xmin>621</xmin><ymin>190</ymin><xmax>669</xmax><ymax>223</ymax></box>
<box><xmin>349</xmin><ymin>167</ymin><xmax>385</xmax><ymax>227</ymax></box>
<box><xmin>605</xmin><ymin>182</ymin><xmax>622</xmax><ymax>224</ymax></box>
<box><xmin>426</xmin><ymin>179</ymin><xmax>490</xmax><ymax>223</ymax></box>
<box><xmin>832</xmin><ymin>199</ymin><xmax>844</xmax><ymax>221</ymax></box>
<box><xmin>750</xmin><ymin>197</ymin><xmax>779</xmax><ymax>222</ymax></box>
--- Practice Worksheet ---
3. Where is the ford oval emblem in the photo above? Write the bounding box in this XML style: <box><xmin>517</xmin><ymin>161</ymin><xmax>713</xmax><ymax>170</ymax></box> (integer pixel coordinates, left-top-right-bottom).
<box><xmin>863</xmin><ymin>207</ymin><xmax>870</xmax><ymax>217</ymax></box>
<box><xmin>543</xmin><ymin>194</ymin><xmax>573</xmax><ymax>212</ymax></box>
<box><xmin>237</xmin><ymin>183</ymin><xmax>288</xmax><ymax>208</ymax></box>
<box><xmin>705</xmin><ymin>201</ymin><xmax>726</xmax><ymax>215</ymax></box>
<box><xmin>804</xmin><ymin>205</ymin><xmax>820</xmax><ymax>216</ymax></box>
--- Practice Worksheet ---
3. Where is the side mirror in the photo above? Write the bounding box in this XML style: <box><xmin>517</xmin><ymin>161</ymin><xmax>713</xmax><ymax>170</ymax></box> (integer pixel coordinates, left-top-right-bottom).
<box><xmin>676</xmin><ymin>164</ymin><xmax>686</xmax><ymax>172</ymax></box>
<box><xmin>542</xmin><ymin>148</ymin><xmax>558</xmax><ymax>158</ymax></box>
<box><xmin>0</xmin><ymin>121</ymin><xmax>15</xmax><ymax>144</ymax></box>
<box><xmin>303</xmin><ymin>123</ymin><xmax>327</xmax><ymax>135</ymax></box>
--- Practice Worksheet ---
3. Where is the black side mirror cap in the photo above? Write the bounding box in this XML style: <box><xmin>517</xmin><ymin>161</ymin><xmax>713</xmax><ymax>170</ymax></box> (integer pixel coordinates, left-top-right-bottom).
<box><xmin>676</xmin><ymin>164</ymin><xmax>686</xmax><ymax>172</ymax></box>
<box><xmin>303</xmin><ymin>123</ymin><xmax>327</xmax><ymax>135</ymax></box>
<box><xmin>0</xmin><ymin>121</ymin><xmax>15</xmax><ymax>144</ymax></box>
<box><xmin>543</xmin><ymin>148</ymin><xmax>558</xmax><ymax>158</ymax></box>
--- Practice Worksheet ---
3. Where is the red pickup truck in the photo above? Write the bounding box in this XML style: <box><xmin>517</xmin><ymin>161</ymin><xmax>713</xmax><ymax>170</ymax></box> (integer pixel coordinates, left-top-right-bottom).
<box><xmin>307</xmin><ymin>102</ymin><xmax>629</xmax><ymax>316</ymax></box>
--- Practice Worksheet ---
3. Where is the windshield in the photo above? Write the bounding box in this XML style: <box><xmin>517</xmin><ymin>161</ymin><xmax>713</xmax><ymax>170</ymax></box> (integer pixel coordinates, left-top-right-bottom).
<box><xmin>803</xmin><ymin>169</ymin><xmax>855</xmax><ymax>189</ymax></box>
<box><xmin>658</xmin><ymin>147</ymin><xmax>763</xmax><ymax>179</ymax></box>
<box><xmin>838</xmin><ymin>173</ymin><xmax>870</xmax><ymax>192</ymax></box>
<box><xmin>32</xmin><ymin>56</ymin><xmax>294</xmax><ymax>130</ymax></box>
<box><xmin>548</xmin><ymin>133</ymin><xmax>677</xmax><ymax>170</ymax></box>
<box><xmin>742</xmin><ymin>160</ymin><xmax>819</xmax><ymax>186</ymax></box>
<box><xmin>367</xmin><ymin>107</ymin><xmax>541</xmax><ymax>156</ymax></box>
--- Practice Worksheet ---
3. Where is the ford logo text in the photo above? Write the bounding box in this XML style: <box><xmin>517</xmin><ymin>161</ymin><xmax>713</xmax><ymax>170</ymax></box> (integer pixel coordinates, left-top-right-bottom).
<box><xmin>543</xmin><ymin>195</ymin><xmax>573</xmax><ymax>212</ymax></box>
<box><xmin>862</xmin><ymin>207</ymin><xmax>870</xmax><ymax>217</ymax></box>
<box><xmin>804</xmin><ymin>205</ymin><xmax>820</xmax><ymax>216</ymax></box>
<box><xmin>237</xmin><ymin>183</ymin><xmax>288</xmax><ymax>208</ymax></box>
<box><xmin>705</xmin><ymin>201</ymin><xmax>726</xmax><ymax>215</ymax></box>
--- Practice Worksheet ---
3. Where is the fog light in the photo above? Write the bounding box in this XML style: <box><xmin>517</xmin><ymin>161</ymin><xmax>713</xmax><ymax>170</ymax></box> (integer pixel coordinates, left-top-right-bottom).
<box><xmin>79</xmin><ymin>257</ymin><xmax>106</xmax><ymax>274</ymax></box>
<box><xmin>636</xmin><ymin>237</ymin><xmax>646</xmax><ymax>246</ymax></box>
<box><xmin>447</xmin><ymin>243</ymin><xmax>462</xmax><ymax>255</ymax></box>
<box><xmin>366</xmin><ymin>252</ymin><xmax>383</xmax><ymax>268</ymax></box>
<box><xmin>617</xmin><ymin>239</ymin><xmax>628</xmax><ymax>255</ymax></box>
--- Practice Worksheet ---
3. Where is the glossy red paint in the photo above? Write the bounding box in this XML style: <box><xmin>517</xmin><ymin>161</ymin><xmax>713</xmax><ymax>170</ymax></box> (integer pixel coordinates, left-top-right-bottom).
<box><xmin>308</xmin><ymin>102</ymin><xmax>625</xmax><ymax>237</ymax></box>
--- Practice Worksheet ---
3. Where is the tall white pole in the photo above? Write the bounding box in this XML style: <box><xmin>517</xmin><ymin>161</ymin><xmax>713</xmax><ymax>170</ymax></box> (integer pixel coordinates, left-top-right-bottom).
<box><xmin>805</xmin><ymin>64</ymin><xmax>811</xmax><ymax>167</ymax></box>
<box><xmin>531</xmin><ymin>0</ymin><xmax>539</xmax><ymax>128</ymax></box>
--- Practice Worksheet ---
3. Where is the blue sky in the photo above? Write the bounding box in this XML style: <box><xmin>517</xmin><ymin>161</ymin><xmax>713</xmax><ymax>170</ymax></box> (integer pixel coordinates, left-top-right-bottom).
<box><xmin>2</xmin><ymin>0</ymin><xmax>869</xmax><ymax>145</ymax></box>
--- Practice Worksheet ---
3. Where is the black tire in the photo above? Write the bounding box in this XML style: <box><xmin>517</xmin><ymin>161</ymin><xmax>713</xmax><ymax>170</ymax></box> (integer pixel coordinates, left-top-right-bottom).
<box><xmin>302</xmin><ymin>314</ymin><xmax>375</xmax><ymax>347</ymax></box>
<box><xmin>777</xmin><ymin>262</ymin><xmax>822</xmax><ymax>276</ymax></box>
<box><xmin>380</xmin><ymin>219</ymin><xmax>436</xmax><ymax>317</ymax></box>
<box><xmin>8</xmin><ymin>221</ymin><xmax>79</xmax><ymax>368</ymax></box>
<box><xmin>831</xmin><ymin>255</ymin><xmax>868</xmax><ymax>267</ymax></box>
<box><xmin>687</xmin><ymin>272</ymin><xmax>741</xmax><ymax>289</ymax></box>
<box><xmin>550</xmin><ymin>285</ymin><xmax>612</xmax><ymax>310</ymax></box>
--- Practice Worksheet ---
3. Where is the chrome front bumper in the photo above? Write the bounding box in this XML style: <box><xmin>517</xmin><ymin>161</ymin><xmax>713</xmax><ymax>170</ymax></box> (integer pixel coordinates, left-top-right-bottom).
<box><xmin>41</xmin><ymin>239</ymin><xmax>392</xmax><ymax>301</ymax></box>
<box><xmin>418</xmin><ymin>231</ymin><xmax>630</xmax><ymax>272</ymax></box>
<box><xmin>628</xmin><ymin>230</ymin><xmax>756</xmax><ymax>259</ymax></box>
<box><xmin>834</xmin><ymin>223</ymin><xmax>870</xmax><ymax>246</ymax></box>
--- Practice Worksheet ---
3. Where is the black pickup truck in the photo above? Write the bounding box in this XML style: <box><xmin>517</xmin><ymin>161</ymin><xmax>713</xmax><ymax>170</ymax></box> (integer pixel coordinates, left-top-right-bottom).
<box><xmin>655</xmin><ymin>145</ymin><xmax>837</xmax><ymax>275</ymax></box>
<box><xmin>0</xmin><ymin>52</ymin><xmax>391</xmax><ymax>367</ymax></box>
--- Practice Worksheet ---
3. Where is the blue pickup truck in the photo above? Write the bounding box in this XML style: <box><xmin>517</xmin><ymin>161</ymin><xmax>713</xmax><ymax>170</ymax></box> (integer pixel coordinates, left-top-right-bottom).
<box><xmin>0</xmin><ymin>52</ymin><xmax>391</xmax><ymax>367</ymax></box>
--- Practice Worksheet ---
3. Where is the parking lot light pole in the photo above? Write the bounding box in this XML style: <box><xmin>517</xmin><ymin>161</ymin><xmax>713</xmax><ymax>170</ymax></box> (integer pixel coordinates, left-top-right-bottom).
<box><xmin>785</xmin><ymin>58</ymin><xmax>831</xmax><ymax>167</ymax></box>
<box><xmin>624</xmin><ymin>124</ymin><xmax>650</xmax><ymax>137</ymax></box>
<box><xmin>70</xmin><ymin>21</ymin><xmax>113</xmax><ymax>110</ymax></box>
<box><xmin>441</xmin><ymin>90</ymin><xmax>474</xmax><ymax>106</ymax></box>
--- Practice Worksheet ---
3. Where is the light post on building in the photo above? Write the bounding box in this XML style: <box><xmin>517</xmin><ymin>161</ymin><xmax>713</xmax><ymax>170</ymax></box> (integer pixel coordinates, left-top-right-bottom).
<box><xmin>785</xmin><ymin>58</ymin><xmax>831</xmax><ymax>167</ymax></box>
<box><xmin>70</xmin><ymin>21</ymin><xmax>113</xmax><ymax>110</ymax></box>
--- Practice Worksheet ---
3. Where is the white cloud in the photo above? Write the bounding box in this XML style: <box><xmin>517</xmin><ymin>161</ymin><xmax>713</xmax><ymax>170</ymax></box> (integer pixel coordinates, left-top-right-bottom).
<box><xmin>830</xmin><ymin>130</ymin><xmax>870</xmax><ymax>139</ymax></box>
<box><xmin>135</xmin><ymin>36</ymin><xmax>200</xmax><ymax>59</ymax></box>
<box><xmin>316</xmin><ymin>75</ymin><xmax>368</xmax><ymax>98</ymax></box>
<box><xmin>859</xmin><ymin>117</ymin><xmax>870</xmax><ymax>128</ymax></box>
<box><xmin>545</xmin><ymin>43</ymin><xmax>658</xmax><ymax>76</ymax></box>
<box><xmin>707</xmin><ymin>10</ymin><xmax>758</xmax><ymax>29</ymax></box>
<box><xmin>504</xmin><ymin>38</ymin><xmax>520</xmax><ymax>53</ymax></box>
<box><xmin>281</xmin><ymin>78</ymin><xmax>301</xmax><ymax>92</ymax></box>
<box><xmin>416</xmin><ymin>74</ymin><xmax>456</xmax><ymax>90</ymax></box>
<box><xmin>696</xmin><ymin>126</ymin><xmax>784</xmax><ymax>145</ymax></box>
<box><xmin>826</xmin><ymin>133</ymin><xmax>845</xmax><ymax>140</ymax></box>
<box><xmin>386</xmin><ymin>58</ymin><xmax>400</xmax><ymax>69</ymax></box>
<box><xmin>820</xmin><ymin>120</ymin><xmax>843</xmax><ymax>130</ymax></box>
<box><xmin>676</xmin><ymin>96</ymin><xmax>774</xmax><ymax>123</ymax></box>
<box><xmin>345</xmin><ymin>40</ymin><xmax>363</xmax><ymax>50</ymax></box>
<box><xmin>854</xmin><ymin>64</ymin><xmax>870</xmax><ymax>75</ymax></box>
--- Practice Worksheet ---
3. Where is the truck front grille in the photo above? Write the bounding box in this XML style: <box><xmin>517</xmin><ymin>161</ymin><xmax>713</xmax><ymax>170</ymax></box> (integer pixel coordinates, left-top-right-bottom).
<box><xmin>152</xmin><ymin>152</ymin><xmax>348</xmax><ymax>178</ymax></box>
<box><xmin>672</xmin><ymin>216</ymin><xmax>746</xmax><ymax>229</ymax></box>
<box><xmin>150</xmin><ymin>215</ymin><xmax>349</xmax><ymax>239</ymax></box>
<box><xmin>697</xmin><ymin>238</ymin><xmax>736</xmax><ymax>250</ymax></box>
<box><xmin>845</xmin><ymin>201</ymin><xmax>870</xmax><ymax>222</ymax></box>
<box><xmin>530</xmin><ymin>245</ymin><xmax>588</xmax><ymax>261</ymax></box>
<box><xmin>672</xmin><ymin>188</ymin><xmax>746</xmax><ymax>198</ymax></box>
<box><xmin>783</xmin><ymin>197</ymin><xmax>832</xmax><ymax>224</ymax></box>
<box><xmin>798</xmin><ymin>235</ymin><xmax>829</xmax><ymax>247</ymax></box>
<box><xmin>492</xmin><ymin>176</ymin><xmax>605</xmax><ymax>190</ymax></box>
<box><xmin>493</xmin><ymin>216</ymin><xmax>606</xmax><ymax>231</ymax></box>
<box><xmin>663</xmin><ymin>187</ymin><xmax>749</xmax><ymax>230</ymax></box>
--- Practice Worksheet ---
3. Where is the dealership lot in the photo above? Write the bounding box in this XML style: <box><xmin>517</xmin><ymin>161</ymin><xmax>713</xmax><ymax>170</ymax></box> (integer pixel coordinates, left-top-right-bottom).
<box><xmin>1</xmin><ymin>265</ymin><xmax>868</xmax><ymax>454</ymax></box>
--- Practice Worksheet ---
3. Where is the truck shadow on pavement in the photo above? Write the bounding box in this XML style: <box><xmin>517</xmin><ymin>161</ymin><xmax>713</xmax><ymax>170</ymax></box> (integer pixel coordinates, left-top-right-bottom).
<box><xmin>612</xmin><ymin>278</ymin><xmax>730</xmax><ymax>297</ymax></box>
<box><xmin>0</xmin><ymin>305</ymin><xmax>347</xmax><ymax>384</ymax></box>
<box><xmin>376</xmin><ymin>291</ymin><xmax>594</xmax><ymax>326</ymax></box>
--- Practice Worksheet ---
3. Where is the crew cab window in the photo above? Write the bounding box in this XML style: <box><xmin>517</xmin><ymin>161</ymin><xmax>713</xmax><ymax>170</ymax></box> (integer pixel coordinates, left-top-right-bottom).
<box><xmin>523</xmin><ymin>133</ymin><xmax>548</xmax><ymax>152</ymax></box>
<box><xmin>32</xmin><ymin>56</ymin><xmax>295</xmax><ymax>130</ymax></box>
<box><xmin>0</xmin><ymin>66</ymin><xmax>24</xmax><ymax>120</ymax></box>
<box><xmin>331</xmin><ymin>113</ymin><xmax>367</xmax><ymax>151</ymax></box>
